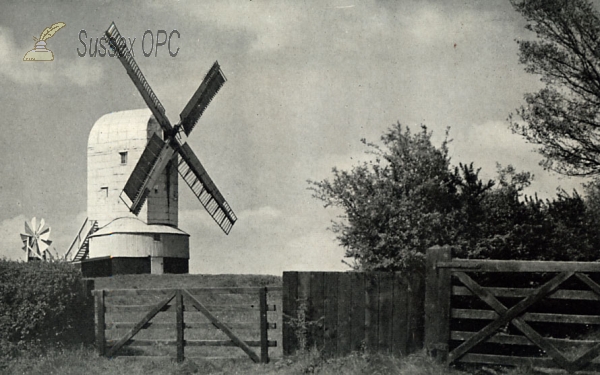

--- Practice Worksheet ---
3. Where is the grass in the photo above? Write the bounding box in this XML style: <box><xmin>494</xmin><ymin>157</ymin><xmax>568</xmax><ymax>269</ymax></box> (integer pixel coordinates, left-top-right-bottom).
<box><xmin>5</xmin><ymin>344</ymin><xmax>556</xmax><ymax>375</ymax></box>
<box><xmin>3</xmin><ymin>345</ymin><xmax>469</xmax><ymax>375</ymax></box>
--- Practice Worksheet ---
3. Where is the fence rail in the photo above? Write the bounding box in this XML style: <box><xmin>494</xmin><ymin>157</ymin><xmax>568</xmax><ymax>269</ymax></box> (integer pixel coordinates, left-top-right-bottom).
<box><xmin>94</xmin><ymin>286</ymin><xmax>281</xmax><ymax>363</ymax></box>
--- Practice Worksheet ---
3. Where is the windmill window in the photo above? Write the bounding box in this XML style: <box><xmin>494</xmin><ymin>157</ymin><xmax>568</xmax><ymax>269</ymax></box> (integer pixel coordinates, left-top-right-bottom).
<box><xmin>100</xmin><ymin>187</ymin><xmax>108</xmax><ymax>197</ymax></box>
<box><xmin>119</xmin><ymin>151</ymin><xmax>128</xmax><ymax>165</ymax></box>
<box><xmin>153</xmin><ymin>234</ymin><xmax>161</xmax><ymax>242</ymax></box>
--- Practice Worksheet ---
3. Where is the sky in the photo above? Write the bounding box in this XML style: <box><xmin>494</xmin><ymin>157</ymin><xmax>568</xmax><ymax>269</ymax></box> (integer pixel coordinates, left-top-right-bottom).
<box><xmin>0</xmin><ymin>0</ymin><xmax>596</xmax><ymax>274</ymax></box>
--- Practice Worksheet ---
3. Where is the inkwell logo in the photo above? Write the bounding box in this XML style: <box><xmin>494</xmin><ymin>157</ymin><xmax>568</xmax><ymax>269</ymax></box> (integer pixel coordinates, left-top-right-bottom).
<box><xmin>23</xmin><ymin>22</ymin><xmax>66</xmax><ymax>62</ymax></box>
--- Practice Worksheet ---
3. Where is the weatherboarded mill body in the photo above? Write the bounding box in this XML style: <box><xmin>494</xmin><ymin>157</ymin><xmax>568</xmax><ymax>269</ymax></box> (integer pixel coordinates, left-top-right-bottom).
<box><xmin>85</xmin><ymin>109</ymin><xmax>189</xmax><ymax>276</ymax></box>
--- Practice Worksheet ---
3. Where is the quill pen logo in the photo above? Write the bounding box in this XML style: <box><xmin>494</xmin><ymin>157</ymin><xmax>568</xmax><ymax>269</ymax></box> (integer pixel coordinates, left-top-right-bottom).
<box><xmin>23</xmin><ymin>22</ymin><xmax>66</xmax><ymax>62</ymax></box>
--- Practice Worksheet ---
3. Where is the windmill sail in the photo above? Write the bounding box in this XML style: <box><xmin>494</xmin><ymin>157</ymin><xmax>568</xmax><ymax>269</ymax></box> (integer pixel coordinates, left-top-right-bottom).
<box><xmin>177</xmin><ymin>142</ymin><xmax>237</xmax><ymax>234</ymax></box>
<box><xmin>105</xmin><ymin>22</ymin><xmax>173</xmax><ymax>133</ymax></box>
<box><xmin>179</xmin><ymin>61</ymin><xmax>227</xmax><ymax>136</ymax></box>
<box><xmin>107</xmin><ymin>21</ymin><xmax>236</xmax><ymax>234</ymax></box>
<box><xmin>121</xmin><ymin>133</ymin><xmax>175</xmax><ymax>214</ymax></box>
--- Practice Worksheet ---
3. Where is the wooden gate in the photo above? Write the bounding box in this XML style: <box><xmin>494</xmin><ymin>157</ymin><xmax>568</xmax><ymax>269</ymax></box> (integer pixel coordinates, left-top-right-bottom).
<box><xmin>425</xmin><ymin>246</ymin><xmax>600</xmax><ymax>373</ymax></box>
<box><xmin>93</xmin><ymin>287</ymin><xmax>281</xmax><ymax>362</ymax></box>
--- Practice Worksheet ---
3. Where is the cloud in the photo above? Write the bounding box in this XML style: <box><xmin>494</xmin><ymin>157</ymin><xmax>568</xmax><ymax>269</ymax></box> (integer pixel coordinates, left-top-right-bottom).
<box><xmin>61</xmin><ymin>59</ymin><xmax>104</xmax><ymax>87</ymax></box>
<box><xmin>143</xmin><ymin>1</ymin><xmax>309</xmax><ymax>54</ymax></box>
<box><xmin>181</xmin><ymin>2</ymin><xmax>308</xmax><ymax>52</ymax></box>
<box><xmin>238</xmin><ymin>206</ymin><xmax>282</xmax><ymax>220</ymax></box>
<box><xmin>281</xmin><ymin>231</ymin><xmax>349</xmax><ymax>272</ymax></box>
<box><xmin>52</xmin><ymin>211</ymin><xmax>88</xmax><ymax>259</ymax></box>
<box><xmin>0</xmin><ymin>214</ymin><xmax>29</xmax><ymax>261</ymax></box>
<box><xmin>400</xmin><ymin>3</ymin><xmax>481</xmax><ymax>47</ymax></box>
<box><xmin>0</xmin><ymin>26</ymin><xmax>104</xmax><ymax>87</ymax></box>
<box><xmin>179</xmin><ymin>203</ymin><xmax>347</xmax><ymax>275</ymax></box>
<box><xmin>405</xmin><ymin>6</ymin><xmax>447</xmax><ymax>44</ymax></box>
<box><xmin>448</xmin><ymin>121</ymin><xmax>587</xmax><ymax>198</ymax></box>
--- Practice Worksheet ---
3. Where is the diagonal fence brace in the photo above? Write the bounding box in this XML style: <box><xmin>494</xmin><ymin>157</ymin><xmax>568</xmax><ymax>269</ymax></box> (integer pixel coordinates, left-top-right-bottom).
<box><xmin>452</xmin><ymin>271</ymin><xmax>573</xmax><ymax>370</ymax></box>
<box><xmin>106</xmin><ymin>291</ymin><xmax>176</xmax><ymax>358</ymax></box>
<box><xmin>449</xmin><ymin>271</ymin><xmax>573</xmax><ymax>364</ymax></box>
<box><xmin>181</xmin><ymin>289</ymin><xmax>261</xmax><ymax>363</ymax></box>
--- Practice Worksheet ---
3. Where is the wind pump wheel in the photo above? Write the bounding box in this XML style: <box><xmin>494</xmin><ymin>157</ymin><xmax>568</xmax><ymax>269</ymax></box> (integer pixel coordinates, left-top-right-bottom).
<box><xmin>20</xmin><ymin>217</ymin><xmax>53</xmax><ymax>261</ymax></box>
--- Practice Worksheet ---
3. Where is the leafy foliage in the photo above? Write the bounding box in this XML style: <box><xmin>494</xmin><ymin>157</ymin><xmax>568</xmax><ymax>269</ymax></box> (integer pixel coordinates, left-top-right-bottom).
<box><xmin>510</xmin><ymin>0</ymin><xmax>600</xmax><ymax>176</ymax></box>
<box><xmin>310</xmin><ymin>124</ymin><xmax>600</xmax><ymax>274</ymax></box>
<box><xmin>310</xmin><ymin>124</ymin><xmax>460</xmax><ymax>273</ymax></box>
<box><xmin>0</xmin><ymin>260</ymin><xmax>92</xmax><ymax>364</ymax></box>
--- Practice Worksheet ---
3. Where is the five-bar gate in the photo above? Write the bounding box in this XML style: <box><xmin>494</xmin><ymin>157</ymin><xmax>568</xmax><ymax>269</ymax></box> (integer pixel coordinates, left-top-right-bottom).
<box><xmin>425</xmin><ymin>246</ymin><xmax>600</xmax><ymax>373</ymax></box>
<box><xmin>94</xmin><ymin>287</ymin><xmax>281</xmax><ymax>363</ymax></box>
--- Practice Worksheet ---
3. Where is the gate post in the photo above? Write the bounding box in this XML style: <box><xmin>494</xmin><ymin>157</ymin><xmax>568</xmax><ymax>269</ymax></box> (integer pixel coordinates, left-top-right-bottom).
<box><xmin>94</xmin><ymin>289</ymin><xmax>105</xmax><ymax>356</ymax></box>
<box><xmin>282</xmin><ymin>272</ymin><xmax>299</xmax><ymax>355</ymax></box>
<box><xmin>424</xmin><ymin>246</ymin><xmax>452</xmax><ymax>362</ymax></box>
<box><xmin>176</xmin><ymin>290</ymin><xmax>184</xmax><ymax>363</ymax></box>
<box><xmin>259</xmin><ymin>287</ymin><xmax>269</xmax><ymax>363</ymax></box>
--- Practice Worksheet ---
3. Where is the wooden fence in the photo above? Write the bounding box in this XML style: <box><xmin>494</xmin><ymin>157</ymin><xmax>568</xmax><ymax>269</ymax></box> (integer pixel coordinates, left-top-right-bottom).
<box><xmin>425</xmin><ymin>246</ymin><xmax>600</xmax><ymax>373</ymax></box>
<box><xmin>93</xmin><ymin>287</ymin><xmax>281</xmax><ymax>362</ymax></box>
<box><xmin>282</xmin><ymin>271</ymin><xmax>424</xmax><ymax>356</ymax></box>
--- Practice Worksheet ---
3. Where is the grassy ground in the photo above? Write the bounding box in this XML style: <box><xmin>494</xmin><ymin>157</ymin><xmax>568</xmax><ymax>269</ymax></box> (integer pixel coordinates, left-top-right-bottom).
<box><xmin>3</xmin><ymin>346</ymin><xmax>470</xmax><ymax>375</ymax></box>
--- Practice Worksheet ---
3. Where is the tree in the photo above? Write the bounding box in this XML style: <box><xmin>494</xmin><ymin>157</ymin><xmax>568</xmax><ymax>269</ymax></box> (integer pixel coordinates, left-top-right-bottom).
<box><xmin>450</xmin><ymin>162</ymin><xmax>496</xmax><ymax>256</ymax></box>
<box><xmin>311</xmin><ymin>124</ymin><xmax>600</xmax><ymax>274</ymax></box>
<box><xmin>309</xmin><ymin>124</ymin><xmax>460</xmax><ymax>273</ymax></box>
<box><xmin>456</xmin><ymin>164</ymin><xmax>537</xmax><ymax>260</ymax></box>
<box><xmin>582</xmin><ymin>180</ymin><xmax>600</xmax><ymax>248</ymax></box>
<box><xmin>510</xmin><ymin>0</ymin><xmax>600</xmax><ymax>176</ymax></box>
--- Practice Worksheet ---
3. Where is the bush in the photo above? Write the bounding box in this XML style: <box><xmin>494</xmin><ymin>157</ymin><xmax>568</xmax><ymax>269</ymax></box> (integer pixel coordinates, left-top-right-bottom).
<box><xmin>0</xmin><ymin>260</ymin><xmax>93</xmax><ymax>364</ymax></box>
<box><xmin>311</xmin><ymin>123</ymin><xmax>600</xmax><ymax>273</ymax></box>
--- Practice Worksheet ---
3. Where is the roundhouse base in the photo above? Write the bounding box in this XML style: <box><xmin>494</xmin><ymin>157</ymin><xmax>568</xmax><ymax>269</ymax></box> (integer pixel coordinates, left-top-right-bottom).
<box><xmin>80</xmin><ymin>256</ymin><xmax>189</xmax><ymax>278</ymax></box>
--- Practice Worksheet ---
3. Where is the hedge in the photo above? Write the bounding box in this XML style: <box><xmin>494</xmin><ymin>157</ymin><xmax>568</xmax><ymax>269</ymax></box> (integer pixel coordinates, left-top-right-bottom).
<box><xmin>0</xmin><ymin>259</ymin><xmax>93</xmax><ymax>362</ymax></box>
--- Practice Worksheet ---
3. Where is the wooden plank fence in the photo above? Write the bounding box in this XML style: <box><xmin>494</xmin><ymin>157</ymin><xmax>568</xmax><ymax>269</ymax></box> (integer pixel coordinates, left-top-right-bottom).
<box><xmin>282</xmin><ymin>271</ymin><xmax>424</xmax><ymax>356</ymax></box>
<box><xmin>425</xmin><ymin>246</ymin><xmax>600</xmax><ymax>373</ymax></box>
<box><xmin>93</xmin><ymin>286</ymin><xmax>281</xmax><ymax>363</ymax></box>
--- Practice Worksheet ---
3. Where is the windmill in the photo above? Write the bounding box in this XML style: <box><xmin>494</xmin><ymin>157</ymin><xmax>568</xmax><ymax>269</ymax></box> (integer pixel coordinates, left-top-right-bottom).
<box><xmin>105</xmin><ymin>22</ymin><xmax>237</xmax><ymax>233</ymax></box>
<box><xmin>20</xmin><ymin>217</ymin><xmax>53</xmax><ymax>261</ymax></box>
<box><xmin>67</xmin><ymin>22</ymin><xmax>237</xmax><ymax>277</ymax></box>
